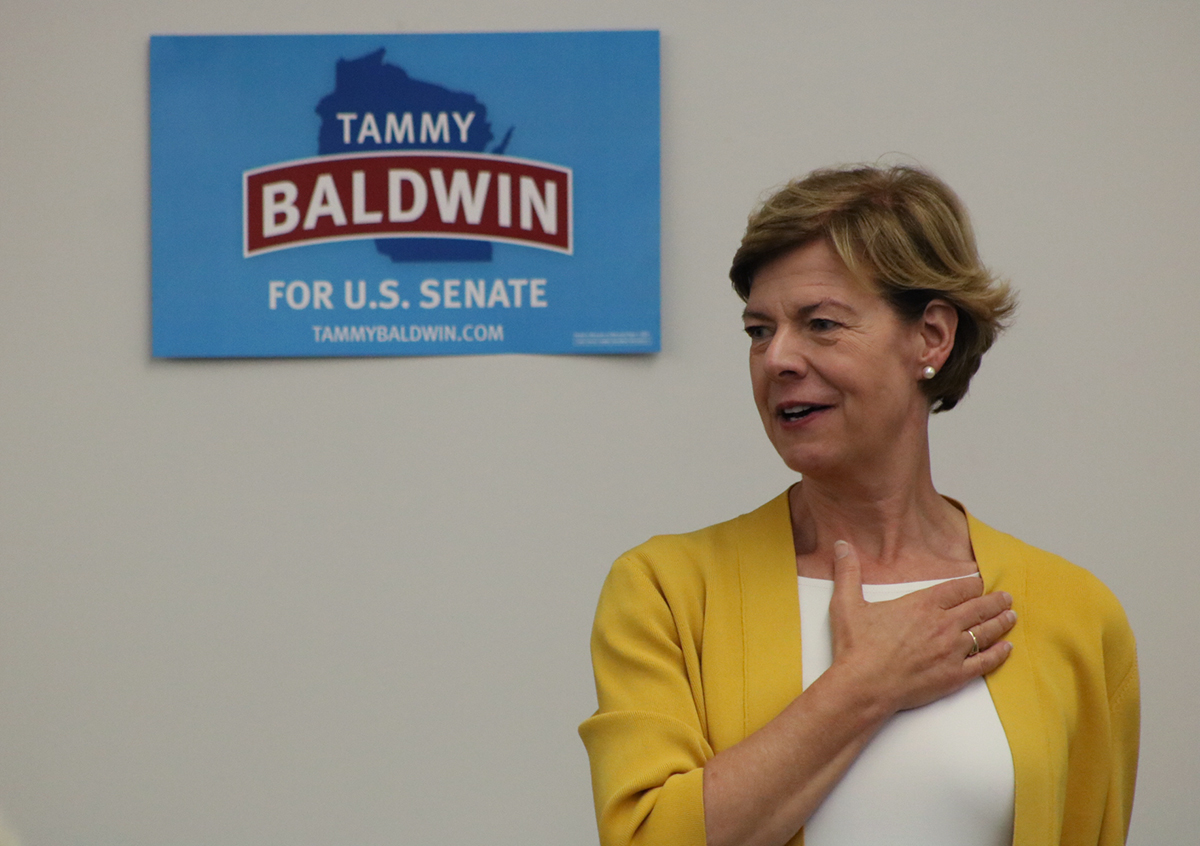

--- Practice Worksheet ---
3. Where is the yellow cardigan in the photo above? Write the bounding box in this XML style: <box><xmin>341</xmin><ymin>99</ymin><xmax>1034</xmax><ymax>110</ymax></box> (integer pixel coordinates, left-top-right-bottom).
<box><xmin>580</xmin><ymin>491</ymin><xmax>1139</xmax><ymax>846</ymax></box>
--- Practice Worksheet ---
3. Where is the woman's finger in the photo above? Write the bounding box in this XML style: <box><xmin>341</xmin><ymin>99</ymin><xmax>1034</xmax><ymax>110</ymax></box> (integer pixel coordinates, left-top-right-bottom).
<box><xmin>929</xmin><ymin>573</ymin><xmax>984</xmax><ymax>609</ymax></box>
<box><xmin>965</xmin><ymin>638</ymin><xmax>1013</xmax><ymax>677</ymax></box>
<box><xmin>829</xmin><ymin>539</ymin><xmax>864</xmax><ymax>614</ymax></box>
<box><xmin>955</xmin><ymin>590</ymin><xmax>1014</xmax><ymax>630</ymax></box>
<box><xmin>963</xmin><ymin>609</ymin><xmax>1017</xmax><ymax>656</ymax></box>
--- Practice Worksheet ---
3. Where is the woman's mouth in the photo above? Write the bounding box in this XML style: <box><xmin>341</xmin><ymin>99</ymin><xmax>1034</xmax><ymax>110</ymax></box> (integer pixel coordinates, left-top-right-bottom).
<box><xmin>778</xmin><ymin>403</ymin><xmax>832</xmax><ymax>422</ymax></box>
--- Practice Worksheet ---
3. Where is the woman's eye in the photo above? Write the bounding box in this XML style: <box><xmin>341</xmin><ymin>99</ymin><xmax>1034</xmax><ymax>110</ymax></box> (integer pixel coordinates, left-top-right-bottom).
<box><xmin>744</xmin><ymin>325</ymin><xmax>769</xmax><ymax>340</ymax></box>
<box><xmin>809</xmin><ymin>318</ymin><xmax>839</xmax><ymax>332</ymax></box>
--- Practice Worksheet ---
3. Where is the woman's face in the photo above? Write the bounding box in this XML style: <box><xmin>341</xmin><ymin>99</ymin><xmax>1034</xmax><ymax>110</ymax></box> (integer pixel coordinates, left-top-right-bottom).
<box><xmin>742</xmin><ymin>239</ymin><xmax>938</xmax><ymax>479</ymax></box>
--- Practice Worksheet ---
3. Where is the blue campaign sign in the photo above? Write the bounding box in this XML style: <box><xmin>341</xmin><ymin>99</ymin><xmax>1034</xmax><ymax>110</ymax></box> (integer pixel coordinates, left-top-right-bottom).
<box><xmin>150</xmin><ymin>32</ymin><xmax>660</xmax><ymax>357</ymax></box>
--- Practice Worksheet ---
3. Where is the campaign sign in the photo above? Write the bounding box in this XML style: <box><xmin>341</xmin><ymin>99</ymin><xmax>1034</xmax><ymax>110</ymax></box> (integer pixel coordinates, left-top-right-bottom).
<box><xmin>150</xmin><ymin>32</ymin><xmax>660</xmax><ymax>357</ymax></box>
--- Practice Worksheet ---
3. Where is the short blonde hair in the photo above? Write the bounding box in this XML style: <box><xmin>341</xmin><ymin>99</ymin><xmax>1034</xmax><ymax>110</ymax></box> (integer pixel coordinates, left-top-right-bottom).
<box><xmin>730</xmin><ymin>164</ymin><xmax>1016</xmax><ymax>411</ymax></box>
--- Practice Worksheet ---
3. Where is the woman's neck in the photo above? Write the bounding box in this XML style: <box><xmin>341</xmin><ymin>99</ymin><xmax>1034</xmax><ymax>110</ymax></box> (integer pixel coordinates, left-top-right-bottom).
<box><xmin>790</xmin><ymin>463</ymin><xmax>975</xmax><ymax>583</ymax></box>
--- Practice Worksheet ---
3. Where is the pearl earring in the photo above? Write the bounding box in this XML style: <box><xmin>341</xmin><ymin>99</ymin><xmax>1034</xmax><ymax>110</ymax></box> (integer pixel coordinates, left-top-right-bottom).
<box><xmin>922</xmin><ymin>365</ymin><xmax>937</xmax><ymax>380</ymax></box>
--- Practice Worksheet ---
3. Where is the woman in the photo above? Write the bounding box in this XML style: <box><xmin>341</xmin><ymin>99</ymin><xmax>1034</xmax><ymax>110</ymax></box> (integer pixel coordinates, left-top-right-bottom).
<box><xmin>579</xmin><ymin>164</ymin><xmax>1138</xmax><ymax>846</ymax></box>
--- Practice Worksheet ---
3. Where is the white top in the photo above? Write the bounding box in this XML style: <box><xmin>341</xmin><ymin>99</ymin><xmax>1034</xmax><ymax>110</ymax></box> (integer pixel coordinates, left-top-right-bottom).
<box><xmin>798</xmin><ymin>575</ymin><xmax>1014</xmax><ymax>846</ymax></box>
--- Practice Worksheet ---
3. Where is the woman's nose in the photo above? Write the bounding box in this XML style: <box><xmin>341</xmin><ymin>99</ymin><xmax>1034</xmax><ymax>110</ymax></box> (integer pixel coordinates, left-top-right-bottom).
<box><xmin>764</xmin><ymin>330</ymin><xmax>808</xmax><ymax>379</ymax></box>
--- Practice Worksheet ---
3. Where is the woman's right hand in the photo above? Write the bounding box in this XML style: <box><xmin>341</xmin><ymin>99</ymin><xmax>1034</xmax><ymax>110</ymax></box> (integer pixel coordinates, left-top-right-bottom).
<box><xmin>703</xmin><ymin>539</ymin><xmax>1018</xmax><ymax>846</ymax></box>
<box><xmin>828</xmin><ymin>539</ymin><xmax>1016</xmax><ymax>714</ymax></box>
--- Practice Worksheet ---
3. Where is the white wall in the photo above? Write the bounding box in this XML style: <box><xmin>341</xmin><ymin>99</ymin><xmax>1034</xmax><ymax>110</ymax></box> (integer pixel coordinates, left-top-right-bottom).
<box><xmin>2</xmin><ymin>1</ymin><xmax>1197</xmax><ymax>844</ymax></box>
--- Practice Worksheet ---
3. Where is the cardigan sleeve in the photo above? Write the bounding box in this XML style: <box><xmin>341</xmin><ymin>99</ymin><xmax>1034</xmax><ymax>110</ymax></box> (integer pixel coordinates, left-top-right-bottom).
<box><xmin>1099</xmin><ymin>608</ymin><xmax>1140</xmax><ymax>846</ymax></box>
<box><xmin>1041</xmin><ymin>560</ymin><xmax>1140</xmax><ymax>846</ymax></box>
<box><xmin>579</xmin><ymin>552</ymin><xmax>713</xmax><ymax>846</ymax></box>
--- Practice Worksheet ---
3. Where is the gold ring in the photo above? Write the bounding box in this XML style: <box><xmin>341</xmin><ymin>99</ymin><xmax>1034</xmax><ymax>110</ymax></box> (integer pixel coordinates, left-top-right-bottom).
<box><xmin>967</xmin><ymin>629</ymin><xmax>981</xmax><ymax>657</ymax></box>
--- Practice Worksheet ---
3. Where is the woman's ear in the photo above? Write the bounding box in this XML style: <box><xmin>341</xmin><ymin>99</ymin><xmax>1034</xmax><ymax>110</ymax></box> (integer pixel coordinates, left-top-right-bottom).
<box><xmin>919</xmin><ymin>299</ymin><xmax>958</xmax><ymax>371</ymax></box>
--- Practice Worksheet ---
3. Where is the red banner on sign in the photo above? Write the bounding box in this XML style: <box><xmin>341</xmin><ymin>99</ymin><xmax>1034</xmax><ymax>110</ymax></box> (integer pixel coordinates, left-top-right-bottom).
<box><xmin>244</xmin><ymin>151</ymin><xmax>572</xmax><ymax>256</ymax></box>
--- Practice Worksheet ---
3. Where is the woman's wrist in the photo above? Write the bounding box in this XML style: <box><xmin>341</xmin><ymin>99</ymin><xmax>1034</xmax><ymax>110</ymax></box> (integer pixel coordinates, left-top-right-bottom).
<box><xmin>811</xmin><ymin>655</ymin><xmax>902</xmax><ymax>731</ymax></box>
